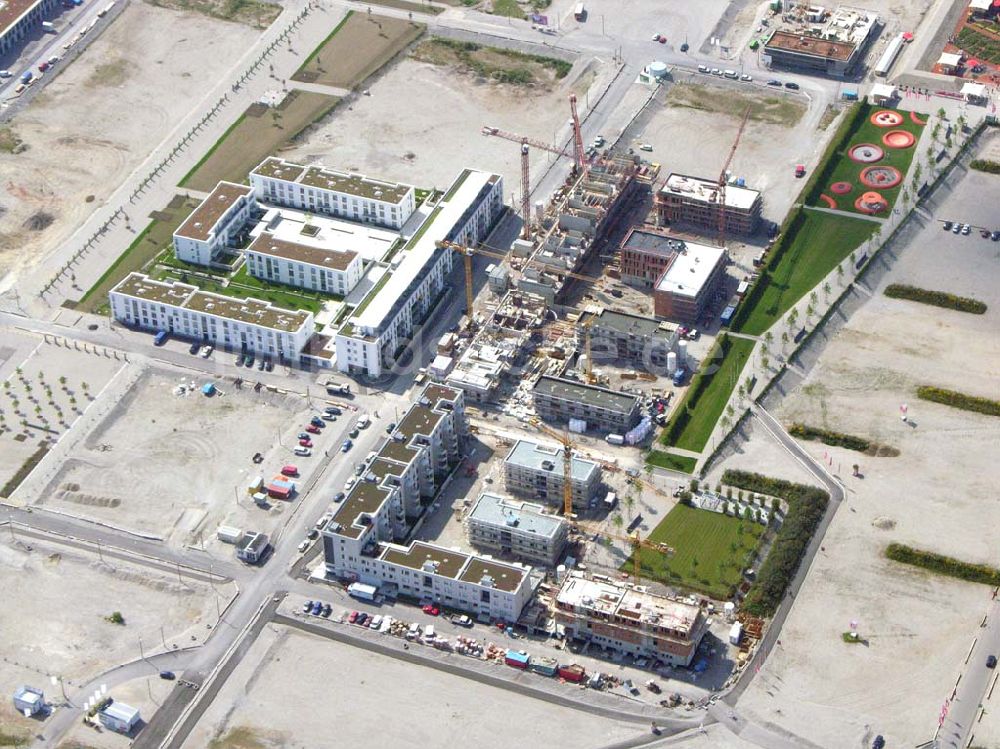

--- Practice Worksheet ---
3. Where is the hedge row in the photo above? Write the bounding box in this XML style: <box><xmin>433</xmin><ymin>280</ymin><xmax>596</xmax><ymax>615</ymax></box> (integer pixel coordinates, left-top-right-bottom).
<box><xmin>1</xmin><ymin>444</ymin><xmax>49</xmax><ymax>498</ymax></box>
<box><xmin>917</xmin><ymin>386</ymin><xmax>1000</xmax><ymax>417</ymax></box>
<box><xmin>886</xmin><ymin>543</ymin><xmax>1000</xmax><ymax>586</ymax></box>
<box><xmin>884</xmin><ymin>284</ymin><xmax>987</xmax><ymax>314</ymax></box>
<box><xmin>970</xmin><ymin>159</ymin><xmax>1000</xmax><ymax>174</ymax></box>
<box><xmin>722</xmin><ymin>469</ymin><xmax>829</xmax><ymax>616</ymax></box>
<box><xmin>788</xmin><ymin>423</ymin><xmax>870</xmax><ymax>452</ymax></box>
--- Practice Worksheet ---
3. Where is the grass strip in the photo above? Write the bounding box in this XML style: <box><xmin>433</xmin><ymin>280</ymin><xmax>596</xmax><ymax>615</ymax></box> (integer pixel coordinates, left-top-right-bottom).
<box><xmin>916</xmin><ymin>386</ymin><xmax>1000</xmax><ymax>417</ymax></box>
<box><xmin>299</xmin><ymin>10</ymin><xmax>354</xmax><ymax>70</ymax></box>
<box><xmin>178</xmin><ymin>112</ymin><xmax>248</xmax><ymax>188</ymax></box>
<box><xmin>970</xmin><ymin>159</ymin><xmax>1000</xmax><ymax>174</ymax></box>
<box><xmin>884</xmin><ymin>283</ymin><xmax>986</xmax><ymax>314</ymax></box>
<box><xmin>886</xmin><ymin>543</ymin><xmax>1000</xmax><ymax>586</ymax></box>
<box><xmin>645</xmin><ymin>450</ymin><xmax>696</xmax><ymax>474</ymax></box>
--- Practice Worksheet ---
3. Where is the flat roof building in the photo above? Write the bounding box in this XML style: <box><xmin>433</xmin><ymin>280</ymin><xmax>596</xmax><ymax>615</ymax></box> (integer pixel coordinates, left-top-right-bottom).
<box><xmin>321</xmin><ymin>386</ymin><xmax>531</xmax><ymax>621</ymax></box>
<box><xmin>109</xmin><ymin>272</ymin><xmax>313</xmax><ymax>361</ymax></box>
<box><xmin>173</xmin><ymin>182</ymin><xmax>256</xmax><ymax>267</ymax></box>
<box><xmin>652</xmin><ymin>242</ymin><xmax>727</xmax><ymax>324</ymax></box>
<box><xmin>98</xmin><ymin>702</ymin><xmax>141</xmax><ymax>735</ymax></box>
<box><xmin>656</xmin><ymin>174</ymin><xmax>762</xmax><ymax>236</ymax></box>
<box><xmin>0</xmin><ymin>0</ymin><xmax>59</xmax><ymax>57</ymax></box>
<box><xmin>580</xmin><ymin>306</ymin><xmax>677</xmax><ymax>369</ymax></box>
<box><xmin>763</xmin><ymin>6</ymin><xmax>880</xmax><ymax>77</ymax></box>
<box><xmin>244</xmin><ymin>231</ymin><xmax>363</xmax><ymax>297</ymax></box>
<box><xmin>504</xmin><ymin>438</ymin><xmax>602</xmax><ymax>511</ymax></box>
<box><xmin>554</xmin><ymin>573</ymin><xmax>708</xmax><ymax>666</ymax></box>
<box><xmin>467</xmin><ymin>492</ymin><xmax>569</xmax><ymax>567</ymax></box>
<box><xmin>335</xmin><ymin>168</ymin><xmax>504</xmax><ymax>378</ymax></box>
<box><xmin>532</xmin><ymin>375</ymin><xmax>641</xmax><ymax>433</ymax></box>
<box><xmin>13</xmin><ymin>685</ymin><xmax>44</xmax><ymax>716</ymax></box>
<box><xmin>250</xmin><ymin>157</ymin><xmax>416</xmax><ymax>230</ymax></box>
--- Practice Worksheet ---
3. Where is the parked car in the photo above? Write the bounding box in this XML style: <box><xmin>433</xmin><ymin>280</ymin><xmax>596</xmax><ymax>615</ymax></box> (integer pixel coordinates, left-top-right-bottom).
<box><xmin>322</xmin><ymin>413</ymin><xmax>337</xmax><ymax>421</ymax></box>
<box><xmin>293</xmin><ymin>447</ymin><xmax>311</xmax><ymax>457</ymax></box>
<box><xmin>311</xmin><ymin>601</ymin><xmax>323</xmax><ymax>615</ymax></box>
<box><xmin>297</xmin><ymin>539</ymin><xmax>309</xmax><ymax>553</ymax></box>
<box><xmin>952</xmin><ymin>222</ymin><xmax>961</xmax><ymax>233</ymax></box>
<box><xmin>348</xmin><ymin>610</ymin><xmax>359</xmax><ymax>624</ymax></box>
<box><xmin>739</xmin><ymin>73</ymin><xmax>752</xmax><ymax>82</ymax></box>
<box><xmin>988</xmin><ymin>654</ymin><xmax>997</xmax><ymax>668</ymax></box>
<box><xmin>980</xmin><ymin>228</ymin><xmax>990</xmax><ymax>239</ymax></box>
<box><xmin>453</xmin><ymin>614</ymin><xmax>473</xmax><ymax>627</ymax></box>
<box><xmin>298</xmin><ymin>438</ymin><xmax>313</xmax><ymax>448</ymax></box>
<box><xmin>961</xmin><ymin>224</ymin><xmax>971</xmax><ymax>235</ymax></box>
<box><xmin>784</xmin><ymin>81</ymin><xmax>800</xmax><ymax>89</ymax></box>
<box><xmin>200</xmin><ymin>345</ymin><xmax>213</xmax><ymax>358</ymax></box>
<box><xmin>159</xmin><ymin>671</ymin><xmax>176</xmax><ymax>680</ymax></box>
<box><xmin>234</xmin><ymin>354</ymin><xmax>243</xmax><ymax>366</ymax></box>
<box><xmin>680</xmin><ymin>42</ymin><xmax>689</xmax><ymax>52</ymax></box>
<box><xmin>422</xmin><ymin>604</ymin><xmax>440</xmax><ymax>616</ymax></box>
<box><xmin>341</xmin><ymin>439</ymin><xmax>353</xmax><ymax>452</ymax></box>
<box><xmin>871</xmin><ymin>736</ymin><xmax>885</xmax><ymax>749</ymax></box>
<box><xmin>651</xmin><ymin>34</ymin><xmax>660</xmax><ymax>41</ymax></box>
<box><xmin>298</xmin><ymin>432</ymin><xmax>311</xmax><ymax>440</ymax></box>
<box><xmin>355</xmin><ymin>612</ymin><xmax>368</xmax><ymax>626</ymax></box>
<box><xmin>321</xmin><ymin>603</ymin><xmax>332</xmax><ymax>617</ymax></box>
<box><xmin>992</xmin><ymin>230</ymin><xmax>1000</xmax><ymax>241</ymax></box>
<box><xmin>0</xmin><ymin>70</ymin><xmax>11</xmax><ymax>78</ymax></box>
<box><xmin>307</xmin><ymin>528</ymin><xmax>319</xmax><ymax>539</ymax></box>
<box><xmin>281</xmin><ymin>464</ymin><xmax>298</xmax><ymax>476</ymax></box>
<box><xmin>189</xmin><ymin>342</ymin><xmax>201</xmax><ymax>354</ymax></box>
<box><xmin>310</xmin><ymin>416</ymin><xmax>325</xmax><ymax>428</ymax></box>
<box><xmin>369</xmin><ymin>615</ymin><xmax>383</xmax><ymax>629</ymax></box>
<box><xmin>942</xmin><ymin>221</ymin><xmax>952</xmax><ymax>230</ymax></box>
<box><xmin>244</xmin><ymin>353</ymin><xmax>255</xmax><ymax>367</ymax></box>
<box><xmin>306</xmin><ymin>424</ymin><xmax>320</xmax><ymax>434</ymax></box>
<box><xmin>767</xmin><ymin>79</ymin><xmax>782</xmax><ymax>87</ymax></box>
<box><xmin>324</xmin><ymin>406</ymin><xmax>342</xmax><ymax>416</ymax></box>
<box><xmin>386</xmin><ymin>422</ymin><xmax>397</xmax><ymax>434</ymax></box>
<box><xmin>38</xmin><ymin>61</ymin><xmax>50</xmax><ymax>72</ymax></box>
<box><xmin>334</xmin><ymin>491</ymin><xmax>346</xmax><ymax>503</ymax></box>
<box><xmin>697</xmin><ymin>64</ymin><xmax>709</xmax><ymax>73</ymax></box>
<box><xmin>303</xmin><ymin>600</ymin><xmax>314</xmax><ymax>613</ymax></box>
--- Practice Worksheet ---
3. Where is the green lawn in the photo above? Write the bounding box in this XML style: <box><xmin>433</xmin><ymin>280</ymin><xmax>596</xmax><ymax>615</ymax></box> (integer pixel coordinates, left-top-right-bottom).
<box><xmin>807</xmin><ymin>104</ymin><xmax>925</xmax><ymax>217</ymax></box>
<box><xmin>491</xmin><ymin>0</ymin><xmax>523</xmax><ymax>17</ymax></box>
<box><xmin>628</xmin><ymin>503</ymin><xmax>765</xmax><ymax>599</ymax></box>
<box><xmin>645</xmin><ymin>450</ymin><xmax>697</xmax><ymax>474</ymax></box>
<box><xmin>737</xmin><ymin>210</ymin><xmax>876</xmax><ymax>335</ymax></box>
<box><xmin>76</xmin><ymin>196</ymin><xmax>201</xmax><ymax>314</ymax></box>
<box><xmin>662</xmin><ymin>335</ymin><xmax>755</xmax><ymax>453</ymax></box>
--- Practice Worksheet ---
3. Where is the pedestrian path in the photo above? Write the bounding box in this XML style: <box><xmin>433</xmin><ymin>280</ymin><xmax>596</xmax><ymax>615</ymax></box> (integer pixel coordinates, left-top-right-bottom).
<box><xmin>804</xmin><ymin>204</ymin><xmax>886</xmax><ymax>224</ymax></box>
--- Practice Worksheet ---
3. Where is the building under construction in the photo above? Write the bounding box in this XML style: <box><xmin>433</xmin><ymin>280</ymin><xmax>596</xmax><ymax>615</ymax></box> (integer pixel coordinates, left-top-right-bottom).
<box><xmin>445</xmin><ymin>290</ymin><xmax>549</xmax><ymax>403</ymax></box>
<box><xmin>655</xmin><ymin>173</ymin><xmax>763</xmax><ymax>237</ymax></box>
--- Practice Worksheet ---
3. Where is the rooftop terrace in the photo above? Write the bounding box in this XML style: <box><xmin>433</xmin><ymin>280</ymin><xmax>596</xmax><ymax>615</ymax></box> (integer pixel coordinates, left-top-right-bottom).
<box><xmin>247</xmin><ymin>232</ymin><xmax>358</xmax><ymax>271</ymax></box>
<box><xmin>175</xmin><ymin>182</ymin><xmax>253</xmax><ymax>242</ymax></box>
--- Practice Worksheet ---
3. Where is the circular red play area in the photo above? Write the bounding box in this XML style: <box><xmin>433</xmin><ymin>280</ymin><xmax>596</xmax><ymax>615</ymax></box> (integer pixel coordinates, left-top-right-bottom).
<box><xmin>882</xmin><ymin>129</ymin><xmax>915</xmax><ymax>149</ymax></box>
<box><xmin>855</xmin><ymin>191</ymin><xmax>888</xmax><ymax>214</ymax></box>
<box><xmin>830</xmin><ymin>181</ymin><xmax>853</xmax><ymax>194</ymax></box>
<box><xmin>871</xmin><ymin>110</ymin><xmax>904</xmax><ymax>127</ymax></box>
<box><xmin>848</xmin><ymin>143</ymin><xmax>885</xmax><ymax>163</ymax></box>
<box><xmin>860</xmin><ymin>165</ymin><xmax>902</xmax><ymax>189</ymax></box>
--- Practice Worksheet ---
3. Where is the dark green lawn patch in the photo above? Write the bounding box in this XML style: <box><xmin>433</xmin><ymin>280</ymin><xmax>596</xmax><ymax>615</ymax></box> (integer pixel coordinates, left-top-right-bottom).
<box><xmin>916</xmin><ymin>386</ymin><xmax>1000</xmax><ymax>417</ymax></box>
<box><xmin>884</xmin><ymin>283</ymin><xmax>986</xmax><ymax>314</ymax></box>
<box><xmin>886</xmin><ymin>543</ymin><xmax>1000</xmax><ymax>586</ymax></box>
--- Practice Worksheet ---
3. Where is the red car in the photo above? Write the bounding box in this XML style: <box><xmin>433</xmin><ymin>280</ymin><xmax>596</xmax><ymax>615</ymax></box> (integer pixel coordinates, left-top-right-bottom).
<box><xmin>281</xmin><ymin>464</ymin><xmax>298</xmax><ymax>476</ymax></box>
<box><xmin>305</xmin><ymin>424</ymin><xmax>321</xmax><ymax>434</ymax></box>
<box><xmin>299</xmin><ymin>438</ymin><xmax>313</xmax><ymax>448</ymax></box>
<box><xmin>348</xmin><ymin>610</ymin><xmax>359</xmax><ymax>624</ymax></box>
<box><xmin>422</xmin><ymin>604</ymin><xmax>440</xmax><ymax>616</ymax></box>
<box><xmin>38</xmin><ymin>61</ymin><xmax>50</xmax><ymax>72</ymax></box>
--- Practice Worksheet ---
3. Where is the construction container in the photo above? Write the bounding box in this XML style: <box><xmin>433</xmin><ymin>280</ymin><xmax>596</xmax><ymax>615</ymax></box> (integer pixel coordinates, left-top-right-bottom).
<box><xmin>557</xmin><ymin>664</ymin><xmax>586</xmax><ymax>682</ymax></box>
<box><xmin>216</xmin><ymin>525</ymin><xmax>242</xmax><ymax>544</ymax></box>
<box><xmin>505</xmin><ymin>650</ymin><xmax>530</xmax><ymax>669</ymax></box>
<box><xmin>530</xmin><ymin>656</ymin><xmax>558</xmax><ymax>677</ymax></box>
<box><xmin>247</xmin><ymin>476</ymin><xmax>263</xmax><ymax>495</ymax></box>
<box><xmin>729</xmin><ymin>622</ymin><xmax>743</xmax><ymax>645</ymax></box>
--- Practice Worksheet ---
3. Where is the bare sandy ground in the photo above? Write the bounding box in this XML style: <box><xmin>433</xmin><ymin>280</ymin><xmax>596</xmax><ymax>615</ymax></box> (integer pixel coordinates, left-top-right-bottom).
<box><xmin>734</xmin><ymin>150</ymin><xmax>1000</xmax><ymax>746</ymax></box>
<box><xmin>0</xmin><ymin>1</ymin><xmax>258</xmax><ymax>286</ymax></box>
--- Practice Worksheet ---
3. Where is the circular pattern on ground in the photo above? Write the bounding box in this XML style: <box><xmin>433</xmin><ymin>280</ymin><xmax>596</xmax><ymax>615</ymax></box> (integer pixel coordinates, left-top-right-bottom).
<box><xmin>882</xmin><ymin>129</ymin><xmax>915</xmax><ymax>149</ymax></box>
<box><xmin>859</xmin><ymin>165</ymin><xmax>902</xmax><ymax>189</ymax></box>
<box><xmin>830</xmin><ymin>181</ymin><xmax>853</xmax><ymax>194</ymax></box>
<box><xmin>909</xmin><ymin>111</ymin><xmax>927</xmax><ymax>126</ymax></box>
<box><xmin>855</xmin><ymin>191</ymin><xmax>888</xmax><ymax>214</ymax></box>
<box><xmin>871</xmin><ymin>110</ymin><xmax>904</xmax><ymax>127</ymax></box>
<box><xmin>819</xmin><ymin>194</ymin><xmax>838</xmax><ymax>209</ymax></box>
<box><xmin>848</xmin><ymin>143</ymin><xmax>884</xmax><ymax>163</ymax></box>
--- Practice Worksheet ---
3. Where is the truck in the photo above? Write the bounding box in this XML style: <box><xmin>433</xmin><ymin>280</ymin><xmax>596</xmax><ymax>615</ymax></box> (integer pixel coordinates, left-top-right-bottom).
<box><xmin>557</xmin><ymin>664</ymin><xmax>586</xmax><ymax>683</ymax></box>
<box><xmin>573</xmin><ymin>2</ymin><xmax>585</xmax><ymax>20</ymax></box>
<box><xmin>325</xmin><ymin>379</ymin><xmax>351</xmax><ymax>396</ymax></box>
<box><xmin>347</xmin><ymin>582</ymin><xmax>377</xmax><ymax>601</ymax></box>
<box><xmin>672</xmin><ymin>368</ymin><xmax>687</xmax><ymax>386</ymax></box>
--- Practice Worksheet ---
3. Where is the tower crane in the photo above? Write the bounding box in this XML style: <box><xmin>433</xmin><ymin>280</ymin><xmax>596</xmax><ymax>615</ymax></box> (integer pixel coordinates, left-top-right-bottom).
<box><xmin>599</xmin><ymin>530</ymin><xmax>675</xmax><ymax>586</ymax></box>
<box><xmin>520</xmin><ymin>140</ymin><xmax>531</xmax><ymax>240</ymax></box>
<box><xmin>527</xmin><ymin>418</ymin><xmax>575</xmax><ymax>518</ymax></box>
<box><xmin>715</xmin><ymin>105</ymin><xmax>752</xmax><ymax>249</ymax></box>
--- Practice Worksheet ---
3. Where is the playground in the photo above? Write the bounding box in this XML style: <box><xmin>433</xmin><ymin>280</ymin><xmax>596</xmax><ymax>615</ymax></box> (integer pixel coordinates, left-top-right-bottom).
<box><xmin>809</xmin><ymin>105</ymin><xmax>925</xmax><ymax>217</ymax></box>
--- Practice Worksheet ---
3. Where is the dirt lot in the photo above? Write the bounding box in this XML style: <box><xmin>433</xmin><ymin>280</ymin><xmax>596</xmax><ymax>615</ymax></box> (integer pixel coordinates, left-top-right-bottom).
<box><xmin>633</xmin><ymin>74</ymin><xmax>821</xmax><ymax>225</ymax></box>
<box><xmin>0</xmin><ymin>2</ymin><xmax>258</xmax><ymax>291</ymax></box>
<box><xmin>284</xmin><ymin>54</ymin><xmax>611</xmax><ymax>197</ymax></box>
<box><xmin>26</xmin><ymin>366</ymin><xmax>315</xmax><ymax>548</ymax></box>
<box><xmin>292</xmin><ymin>12</ymin><xmax>425</xmax><ymax>90</ymax></box>
<box><xmin>0</xmin><ymin>337</ymin><xmax>125</xmax><ymax>493</ymax></box>
<box><xmin>181</xmin><ymin>90</ymin><xmax>341</xmax><ymax>191</ymax></box>
<box><xmin>146</xmin><ymin>0</ymin><xmax>281</xmax><ymax>28</ymax></box>
<box><xmin>183</xmin><ymin>624</ymin><xmax>641</xmax><ymax>749</ymax></box>
<box><xmin>0</xmin><ymin>535</ymin><xmax>227</xmax><ymax>724</ymax></box>
<box><xmin>412</xmin><ymin>38</ymin><xmax>572</xmax><ymax>87</ymax></box>
<box><xmin>732</xmin><ymin>140</ymin><xmax>1000</xmax><ymax>746</ymax></box>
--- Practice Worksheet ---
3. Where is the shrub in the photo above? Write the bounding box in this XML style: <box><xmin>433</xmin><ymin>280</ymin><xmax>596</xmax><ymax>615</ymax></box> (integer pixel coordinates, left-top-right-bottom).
<box><xmin>789</xmin><ymin>423</ymin><xmax>871</xmax><ymax>452</ymax></box>
<box><xmin>723</xmin><ymin>470</ymin><xmax>829</xmax><ymax>616</ymax></box>
<box><xmin>884</xmin><ymin>284</ymin><xmax>986</xmax><ymax>314</ymax></box>
<box><xmin>917</xmin><ymin>386</ymin><xmax>1000</xmax><ymax>417</ymax></box>
<box><xmin>886</xmin><ymin>543</ymin><xmax>1000</xmax><ymax>586</ymax></box>
<box><xmin>106</xmin><ymin>611</ymin><xmax>125</xmax><ymax>625</ymax></box>
<box><xmin>970</xmin><ymin>158</ymin><xmax>1000</xmax><ymax>174</ymax></box>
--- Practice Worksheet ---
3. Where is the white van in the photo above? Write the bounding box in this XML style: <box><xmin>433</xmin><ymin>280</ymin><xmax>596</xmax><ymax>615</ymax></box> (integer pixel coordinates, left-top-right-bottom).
<box><xmin>407</xmin><ymin>622</ymin><xmax>422</xmax><ymax>639</ymax></box>
<box><xmin>423</xmin><ymin>624</ymin><xmax>435</xmax><ymax>639</ymax></box>
<box><xmin>723</xmin><ymin>69</ymin><xmax>738</xmax><ymax>79</ymax></box>
<box><xmin>356</xmin><ymin>414</ymin><xmax>370</xmax><ymax>429</ymax></box>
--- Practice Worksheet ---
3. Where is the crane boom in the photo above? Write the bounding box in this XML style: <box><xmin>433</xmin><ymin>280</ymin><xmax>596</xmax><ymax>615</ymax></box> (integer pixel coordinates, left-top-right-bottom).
<box><xmin>716</xmin><ymin>105</ymin><xmax>752</xmax><ymax>248</ymax></box>
<box><xmin>435</xmin><ymin>240</ymin><xmax>602</xmax><ymax>285</ymax></box>
<box><xmin>520</xmin><ymin>140</ymin><xmax>531</xmax><ymax>239</ymax></box>
<box><xmin>481</xmin><ymin>126</ymin><xmax>572</xmax><ymax>158</ymax></box>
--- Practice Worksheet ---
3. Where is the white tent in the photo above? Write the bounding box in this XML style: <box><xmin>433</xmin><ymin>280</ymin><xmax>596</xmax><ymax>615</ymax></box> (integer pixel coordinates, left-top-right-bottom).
<box><xmin>961</xmin><ymin>81</ymin><xmax>987</xmax><ymax>101</ymax></box>
<box><xmin>870</xmin><ymin>82</ymin><xmax>897</xmax><ymax>102</ymax></box>
<box><xmin>937</xmin><ymin>52</ymin><xmax>962</xmax><ymax>69</ymax></box>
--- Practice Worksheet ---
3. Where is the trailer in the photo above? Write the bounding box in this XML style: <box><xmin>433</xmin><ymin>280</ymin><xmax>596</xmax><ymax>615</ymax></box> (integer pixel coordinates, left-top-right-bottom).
<box><xmin>505</xmin><ymin>649</ymin><xmax>530</xmax><ymax>669</ymax></box>
<box><xmin>557</xmin><ymin>664</ymin><xmax>586</xmax><ymax>683</ymax></box>
<box><xmin>217</xmin><ymin>525</ymin><xmax>242</xmax><ymax>544</ymax></box>
<box><xmin>530</xmin><ymin>656</ymin><xmax>558</xmax><ymax>677</ymax></box>
<box><xmin>348</xmin><ymin>582</ymin><xmax>377</xmax><ymax>601</ymax></box>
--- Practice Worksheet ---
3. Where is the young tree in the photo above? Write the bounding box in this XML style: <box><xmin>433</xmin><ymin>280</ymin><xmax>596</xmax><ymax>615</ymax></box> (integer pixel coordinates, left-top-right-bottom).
<box><xmin>763</xmin><ymin>331</ymin><xmax>774</xmax><ymax>351</ymax></box>
<box><xmin>781</xmin><ymin>331</ymin><xmax>790</xmax><ymax>351</ymax></box>
<box><xmin>822</xmin><ymin>282</ymin><xmax>832</xmax><ymax>301</ymax></box>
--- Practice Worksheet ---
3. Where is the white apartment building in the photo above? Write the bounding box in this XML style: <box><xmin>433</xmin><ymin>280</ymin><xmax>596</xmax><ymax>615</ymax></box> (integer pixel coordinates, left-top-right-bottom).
<box><xmin>335</xmin><ymin>168</ymin><xmax>505</xmax><ymax>378</ymax></box>
<box><xmin>249</xmin><ymin>157</ymin><xmax>416</xmax><ymax>230</ymax></box>
<box><xmin>173</xmin><ymin>182</ymin><xmax>256</xmax><ymax>266</ymax></box>
<box><xmin>503</xmin><ymin>439</ymin><xmax>602</xmax><ymax>511</ymax></box>
<box><xmin>0</xmin><ymin>0</ymin><xmax>59</xmax><ymax>57</ymax></box>
<box><xmin>466</xmin><ymin>492</ymin><xmax>568</xmax><ymax>567</ymax></box>
<box><xmin>244</xmin><ymin>232</ymin><xmax>363</xmax><ymax>297</ymax></box>
<box><xmin>109</xmin><ymin>273</ymin><xmax>313</xmax><ymax>360</ymax></box>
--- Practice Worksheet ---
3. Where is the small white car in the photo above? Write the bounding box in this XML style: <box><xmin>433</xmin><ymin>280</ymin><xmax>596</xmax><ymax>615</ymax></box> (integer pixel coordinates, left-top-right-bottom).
<box><xmin>294</xmin><ymin>446</ymin><xmax>311</xmax><ymax>457</ymax></box>
<box><xmin>297</xmin><ymin>539</ymin><xmax>309</xmax><ymax>553</ymax></box>
<box><xmin>740</xmin><ymin>73</ymin><xmax>752</xmax><ymax>82</ymax></box>
<box><xmin>200</xmin><ymin>345</ymin><xmax>213</xmax><ymax>358</ymax></box>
